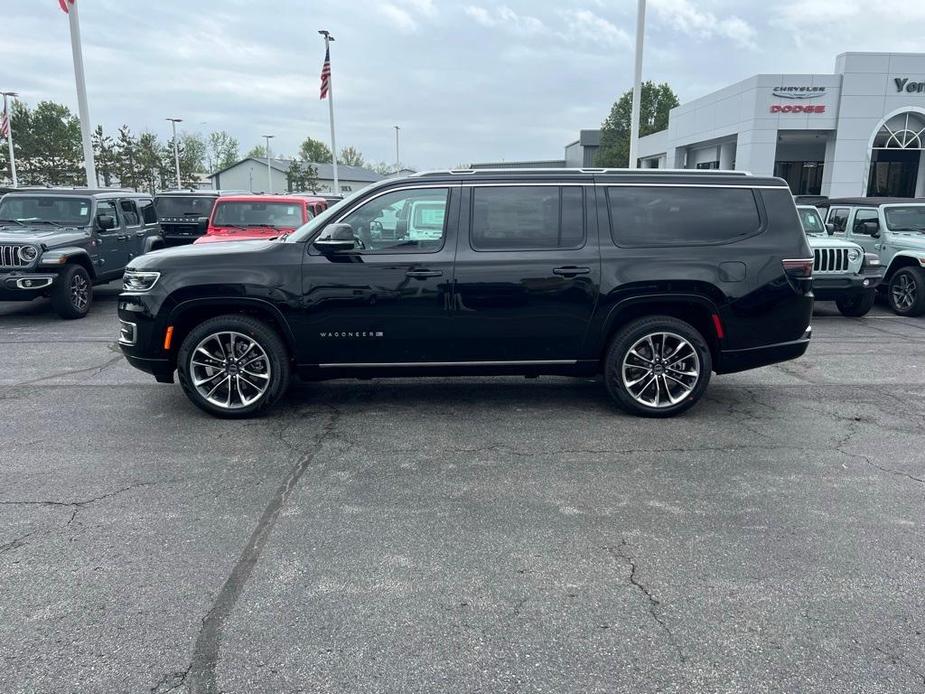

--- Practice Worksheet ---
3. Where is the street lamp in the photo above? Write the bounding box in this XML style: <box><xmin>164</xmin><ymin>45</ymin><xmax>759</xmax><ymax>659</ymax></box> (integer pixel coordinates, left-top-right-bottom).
<box><xmin>394</xmin><ymin>125</ymin><xmax>400</xmax><ymax>173</ymax></box>
<box><xmin>166</xmin><ymin>117</ymin><xmax>183</xmax><ymax>188</ymax></box>
<box><xmin>1</xmin><ymin>91</ymin><xmax>18</xmax><ymax>187</ymax></box>
<box><xmin>262</xmin><ymin>134</ymin><xmax>274</xmax><ymax>192</ymax></box>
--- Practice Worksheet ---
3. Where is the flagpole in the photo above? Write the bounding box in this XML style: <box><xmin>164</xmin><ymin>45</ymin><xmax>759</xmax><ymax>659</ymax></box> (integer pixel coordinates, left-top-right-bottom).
<box><xmin>67</xmin><ymin>0</ymin><xmax>97</xmax><ymax>187</ymax></box>
<box><xmin>2</xmin><ymin>91</ymin><xmax>17</xmax><ymax>187</ymax></box>
<box><xmin>628</xmin><ymin>0</ymin><xmax>646</xmax><ymax>169</ymax></box>
<box><xmin>319</xmin><ymin>30</ymin><xmax>340</xmax><ymax>196</ymax></box>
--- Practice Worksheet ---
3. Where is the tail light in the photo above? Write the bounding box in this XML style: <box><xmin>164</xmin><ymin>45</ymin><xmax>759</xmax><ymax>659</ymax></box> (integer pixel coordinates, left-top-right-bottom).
<box><xmin>782</xmin><ymin>258</ymin><xmax>814</xmax><ymax>279</ymax></box>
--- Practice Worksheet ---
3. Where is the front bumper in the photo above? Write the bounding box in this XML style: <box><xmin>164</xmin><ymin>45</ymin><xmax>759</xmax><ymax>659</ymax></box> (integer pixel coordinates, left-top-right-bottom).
<box><xmin>118</xmin><ymin>291</ymin><xmax>176</xmax><ymax>383</ymax></box>
<box><xmin>0</xmin><ymin>272</ymin><xmax>58</xmax><ymax>301</ymax></box>
<box><xmin>812</xmin><ymin>268</ymin><xmax>883</xmax><ymax>301</ymax></box>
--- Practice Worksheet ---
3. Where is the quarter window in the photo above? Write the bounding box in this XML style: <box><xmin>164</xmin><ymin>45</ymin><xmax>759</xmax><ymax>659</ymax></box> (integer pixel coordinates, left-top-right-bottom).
<box><xmin>470</xmin><ymin>186</ymin><xmax>585</xmax><ymax>251</ymax></box>
<box><xmin>139</xmin><ymin>199</ymin><xmax>157</xmax><ymax>224</ymax></box>
<box><xmin>338</xmin><ymin>187</ymin><xmax>449</xmax><ymax>253</ymax></box>
<box><xmin>120</xmin><ymin>199</ymin><xmax>140</xmax><ymax>227</ymax></box>
<box><xmin>606</xmin><ymin>186</ymin><xmax>760</xmax><ymax>247</ymax></box>
<box><xmin>827</xmin><ymin>207</ymin><xmax>849</xmax><ymax>233</ymax></box>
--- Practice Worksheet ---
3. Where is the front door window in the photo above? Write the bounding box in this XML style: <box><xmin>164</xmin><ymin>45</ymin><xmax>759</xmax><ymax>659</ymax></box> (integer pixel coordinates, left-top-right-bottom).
<box><xmin>339</xmin><ymin>188</ymin><xmax>449</xmax><ymax>253</ymax></box>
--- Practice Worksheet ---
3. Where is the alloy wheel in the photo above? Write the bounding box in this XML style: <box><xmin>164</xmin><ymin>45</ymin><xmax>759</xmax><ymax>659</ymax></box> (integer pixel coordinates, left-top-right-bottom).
<box><xmin>70</xmin><ymin>274</ymin><xmax>89</xmax><ymax>311</ymax></box>
<box><xmin>892</xmin><ymin>273</ymin><xmax>916</xmax><ymax>311</ymax></box>
<box><xmin>190</xmin><ymin>331</ymin><xmax>271</xmax><ymax>409</ymax></box>
<box><xmin>621</xmin><ymin>331</ymin><xmax>701</xmax><ymax>408</ymax></box>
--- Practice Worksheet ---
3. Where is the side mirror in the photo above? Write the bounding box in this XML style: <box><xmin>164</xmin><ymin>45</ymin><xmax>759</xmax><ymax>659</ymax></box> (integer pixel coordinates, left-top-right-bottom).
<box><xmin>313</xmin><ymin>223</ymin><xmax>358</xmax><ymax>252</ymax></box>
<box><xmin>96</xmin><ymin>214</ymin><xmax>116</xmax><ymax>231</ymax></box>
<box><xmin>862</xmin><ymin>220</ymin><xmax>880</xmax><ymax>237</ymax></box>
<box><xmin>825</xmin><ymin>222</ymin><xmax>835</xmax><ymax>235</ymax></box>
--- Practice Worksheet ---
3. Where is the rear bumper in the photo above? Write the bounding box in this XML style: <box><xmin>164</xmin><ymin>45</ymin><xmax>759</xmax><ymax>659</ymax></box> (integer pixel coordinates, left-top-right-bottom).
<box><xmin>715</xmin><ymin>327</ymin><xmax>812</xmax><ymax>374</ymax></box>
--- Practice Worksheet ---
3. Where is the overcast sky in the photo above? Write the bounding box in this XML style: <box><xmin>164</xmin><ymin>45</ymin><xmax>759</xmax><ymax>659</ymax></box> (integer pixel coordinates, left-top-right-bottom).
<box><xmin>2</xmin><ymin>0</ymin><xmax>922</xmax><ymax>170</ymax></box>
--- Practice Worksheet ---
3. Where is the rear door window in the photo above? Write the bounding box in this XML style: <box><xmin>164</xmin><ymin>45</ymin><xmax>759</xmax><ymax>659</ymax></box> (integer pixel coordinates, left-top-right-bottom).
<box><xmin>606</xmin><ymin>186</ymin><xmax>760</xmax><ymax>247</ymax></box>
<box><xmin>469</xmin><ymin>186</ymin><xmax>585</xmax><ymax>251</ymax></box>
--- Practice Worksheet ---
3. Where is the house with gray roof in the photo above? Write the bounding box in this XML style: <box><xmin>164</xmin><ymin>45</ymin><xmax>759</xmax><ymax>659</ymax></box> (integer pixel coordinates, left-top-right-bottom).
<box><xmin>208</xmin><ymin>157</ymin><xmax>384</xmax><ymax>195</ymax></box>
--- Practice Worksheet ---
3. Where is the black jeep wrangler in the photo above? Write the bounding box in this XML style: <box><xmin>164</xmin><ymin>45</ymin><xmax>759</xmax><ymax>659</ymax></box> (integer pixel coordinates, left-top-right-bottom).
<box><xmin>154</xmin><ymin>189</ymin><xmax>242</xmax><ymax>245</ymax></box>
<box><xmin>119</xmin><ymin>169</ymin><xmax>813</xmax><ymax>418</ymax></box>
<box><xmin>0</xmin><ymin>188</ymin><xmax>163</xmax><ymax>319</ymax></box>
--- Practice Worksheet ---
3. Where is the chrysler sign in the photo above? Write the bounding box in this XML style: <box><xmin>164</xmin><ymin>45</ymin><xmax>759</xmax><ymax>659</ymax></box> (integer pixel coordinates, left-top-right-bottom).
<box><xmin>771</xmin><ymin>86</ymin><xmax>826</xmax><ymax>99</ymax></box>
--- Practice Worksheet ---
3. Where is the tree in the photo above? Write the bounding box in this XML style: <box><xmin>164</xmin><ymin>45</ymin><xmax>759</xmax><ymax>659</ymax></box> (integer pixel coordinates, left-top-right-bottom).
<box><xmin>113</xmin><ymin>125</ymin><xmax>142</xmax><ymax>191</ymax></box>
<box><xmin>299</xmin><ymin>136</ymin><xmax>332</xmax><ymax>163</ymax></box>
<box><xmin>136</xmin><ymin>131</ymin><xmax>169</xmax><ymax>193</ymax></box>
<box><xmin>2</xmin><ymin>100</ymin><xmax>83</xmax><ymax>186</ymax></box>
<box><xmin>339</xmin><ymin>146</ymin><xmax>365</xmax><ymax>167</ymax></box>
<box><xmin>92</xmin><ymin>125</ymin><xmax>116</xmax><ymax>187</ymax></box>
<box><xmin>208</xmin><ymin>130</ymin><xmax>239</xmax><ymax>172</ymax></box>
<box><xmin>246</xmin><ymin>144</ymin><xmax>268</xmax><ymax>159</ymax></box>
<box><xmin>285</xmin><ymin>160</ymin><xmax>320</xmax><ymax>193</ymax></box>
<box><xmin>169</xmin><ymin>132</ymin><xmax>207</xmax><ymax>185</ymax></box>
<box><xmin>595</xmin><ymin>81</ymin><xmax>679</xmax><ymax>167</ymax></box>
<box><xmin>371</xmin><ymin>161</ymin><xmax>395</xmax><ymax>176</ymax></box>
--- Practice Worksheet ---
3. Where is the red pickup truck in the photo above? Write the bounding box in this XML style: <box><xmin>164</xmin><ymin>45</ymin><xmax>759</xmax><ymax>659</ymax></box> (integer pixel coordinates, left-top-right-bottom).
<box><xmin>195</xmin><ymin>194</ymin><xmax>328</xmax><ymax>244</ymax></box>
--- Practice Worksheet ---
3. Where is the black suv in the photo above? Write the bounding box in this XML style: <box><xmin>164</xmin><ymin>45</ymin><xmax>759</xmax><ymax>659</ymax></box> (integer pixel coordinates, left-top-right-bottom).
<box><xmin>0</xmin><ymin>188</ymin><xmax>163</xmax><ymax>318</ymax></box>
<box><xmin>119</xmin><ymin>169</ymin><xmax>813</xmax><ymax>418</ymax></box>
<box><xmin>154</xmin><ymin>189</ymin><xmax>243</xmax><ymax>245</ymax></box>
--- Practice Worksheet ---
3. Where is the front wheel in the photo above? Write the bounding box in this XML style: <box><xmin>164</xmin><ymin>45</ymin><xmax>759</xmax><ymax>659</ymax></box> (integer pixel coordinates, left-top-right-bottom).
<box><xmin>177</xmin><ymin>315</ymin><xmax>291</xmax><ymax>418</ymax></box>
<box><xmin>50</xmin><ymin>264</ymin><xmax>92</xmax><ymax>319</ymax></box>
<box><xmin>604</xmin><ymin>316</ymin><xmax>712</xmax><ymax>418</ymax></box>
<box><xmin>836</xmin><ymin>290</ymin><xmax>876</xmax><ymax>317</ymax></box>
<box><xmin>888</xmin><ymin>267</ymin><xmax>925</xmax><ymax>317</ymax></box>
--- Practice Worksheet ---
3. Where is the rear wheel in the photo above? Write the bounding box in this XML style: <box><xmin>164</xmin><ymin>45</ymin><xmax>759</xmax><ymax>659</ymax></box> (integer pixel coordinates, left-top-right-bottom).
<box><xmin>50</xmin><ymin>264</ymin><xmax>92</xmax><ymax>319</ymax></box>
<box><xmin>887</xmin><ymin>267</ymin><xmax>925</xmax><ymax>317</ymax></box>
<box><xmin>835</xmin><ymin>290</ymin><xmax>876</xmax><ymax>317</ymax></box>
<box><xmin>604</xmin><ymin>316</ymin><xmax>712</xmax><ymax>418</ymax></box>
<box><xmin>177</xmin><ymin>315</ymin><xmax>291</xmax><ymax>418</ymax></box>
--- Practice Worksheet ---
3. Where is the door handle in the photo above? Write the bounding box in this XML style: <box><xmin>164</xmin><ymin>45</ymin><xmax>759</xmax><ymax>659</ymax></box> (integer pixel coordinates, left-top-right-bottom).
<box><xmin>406</xmin><ymin>269</ymin><xmax>442</xmax><ymax>278</ymax></box>
<box><xmin>117</xmin><ymin>234</ymin><xmax>128</xmax><ymax>240</ymax></box>
<box><xmin>135</xmin><ymin>231</ymin><xmax>146</xmax><ymax>237</ymax></box>
<box><xmin>553</xmin><ymin>266</ymin><xmax>591</xmax><ymax>277</ymax></box>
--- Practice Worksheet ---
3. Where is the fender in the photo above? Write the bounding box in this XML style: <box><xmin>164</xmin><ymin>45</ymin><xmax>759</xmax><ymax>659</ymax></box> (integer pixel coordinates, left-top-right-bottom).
<box><xmin>141</xmin><ymin>235</ymin><xmax>165</xmax><ymax>254</ymax></box>
<box><xmin>38</xmin><ymin>246</ymin><xmax>97</xmax><ymax>277</ymax></box>
<box><xmin>166</xmin><ymin>295</ymin><xmax>298</xmax><ymax>352</ymax></box>
<box><xmin>589</xmin><ymin>291</ymin><xmax>723</xmax><ymax>354</ymax></box>
<box><xmin>884</xmin><ymin>251</ymin><xmax>925</xmax><ymax>278</ymax></box>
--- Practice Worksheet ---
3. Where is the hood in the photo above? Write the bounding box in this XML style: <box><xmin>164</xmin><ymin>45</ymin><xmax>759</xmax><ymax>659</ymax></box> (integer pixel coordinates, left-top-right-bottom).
<box><xmin>0</xmin><ymin>226</ymin><xmax>90</xmax><ymax>246</ymax></box>
<box><xmin>194</xmin><ymin>226</ymin><xmax>295</xmax><ymax>244</ymax></box>
<box><xmin>805</xmin><ymin>235</ymin><xmax>862</xmax><ymax>251</ymax></box>
<box><xmin>127</xmin><ymin>238</ymin><xmax>278</xmax><ymax>270</ymax></box>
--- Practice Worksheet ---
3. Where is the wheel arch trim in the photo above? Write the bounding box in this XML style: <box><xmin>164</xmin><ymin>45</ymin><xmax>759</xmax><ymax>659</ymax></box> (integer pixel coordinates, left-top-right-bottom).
<box><xmin>166</xmin><ymin>297</ymin><xmax>298</xmax><ymax>354</ymax></box>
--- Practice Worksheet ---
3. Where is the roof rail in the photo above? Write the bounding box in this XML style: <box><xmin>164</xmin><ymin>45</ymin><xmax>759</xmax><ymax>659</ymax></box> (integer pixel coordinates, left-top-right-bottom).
<box><xmin>412</xmin><ymin>167</ymin><xmax>751</xmax><ymax>176</ymax></box>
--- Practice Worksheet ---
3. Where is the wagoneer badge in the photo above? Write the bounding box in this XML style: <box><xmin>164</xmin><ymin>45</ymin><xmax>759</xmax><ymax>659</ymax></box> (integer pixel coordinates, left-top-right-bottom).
<box><xmin>319</xmin><ymin>331</ymin><xmax>384</xmax><ymax>338</ymax></box>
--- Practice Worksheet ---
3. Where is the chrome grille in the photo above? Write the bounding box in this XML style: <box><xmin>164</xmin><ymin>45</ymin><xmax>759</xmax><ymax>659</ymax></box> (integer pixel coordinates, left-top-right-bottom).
<box><xmin>0</xmin><ymin>245</ymin><xmax>31</xmax><ymax>268</ymax></box>
<box><xmin>813</xmin><ymin>247</ymin><xmax>849</xmax><ymax>273</ymax></box>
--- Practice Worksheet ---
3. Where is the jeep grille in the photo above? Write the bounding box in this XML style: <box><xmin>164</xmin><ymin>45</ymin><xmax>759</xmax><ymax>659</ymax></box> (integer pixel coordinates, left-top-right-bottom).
<box><xmin>813</xmin><ymin>248</ymin><xmax>849</xmax><ymax>273</ymax></box>
<box><xmin>0</xmin><ymin>245</ymin><xmax>33</xmax><ymax>268</ymax></box>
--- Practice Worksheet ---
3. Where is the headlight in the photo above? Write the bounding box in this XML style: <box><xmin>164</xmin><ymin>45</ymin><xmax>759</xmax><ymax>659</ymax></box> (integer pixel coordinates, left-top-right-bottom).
<box><xmin>122</xmin><ymin>270</ymin><xmax>160</xmax><ymax>292</ymax></box>
<box><xmin>847</xmin><ymin>249</ymin><xmax>861</xmax><ymax>262</ymax></box>
<box><xmin>18</xmin><ymin>245</ymin><xmax>38</xmax><ymax>263</ymax></box>
<box><xmin>862</xmin><ymin>253</ymin><xmax>881</xmax><ymax>267</ymax></box>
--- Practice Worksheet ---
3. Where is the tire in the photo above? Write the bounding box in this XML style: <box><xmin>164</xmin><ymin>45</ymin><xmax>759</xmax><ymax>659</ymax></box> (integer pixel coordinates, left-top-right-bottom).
<box><xmin>604</xmin><ymin>315</ymin><xmax>712</xmax><ymax>418</ymax></box>
<box><xmin>50</xmin><ymin>264</ymin><xmax>92</xmax><ymax>319</ymax></box>
<box><xmin>887</xmin><ymin>267</ymin><xmax>925</xmax><ymax>317</ymax></box>
<box><xmin>177</xmin><ymin>314</ymin><xmax>291</xmax><ymax>418</ymax></box>
<box><xmin>835</xmin><ymin>290</ymin><xmax>876</xmax><ymax>317</ymax></box>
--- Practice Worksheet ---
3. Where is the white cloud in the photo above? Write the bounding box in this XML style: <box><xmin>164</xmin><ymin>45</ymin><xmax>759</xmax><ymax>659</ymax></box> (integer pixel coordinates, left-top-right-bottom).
<box><xmin>559</xmin><ymin>9</ymin><xmax>631</xmax><ymax>48</ymax></box>
<box><xmin>378</xmin><ymin>3</ymin><xmax>420</xmax><ymax>33</ymax></box>
<box><xmin>464</xmin><ymin>5</ymin><xmax>546</xmax><ymax>35</ymax></box>
<box><xmin>650</xmin><ymin>0</ymin><xmax>757</xmax><ymax>49</ymax></box>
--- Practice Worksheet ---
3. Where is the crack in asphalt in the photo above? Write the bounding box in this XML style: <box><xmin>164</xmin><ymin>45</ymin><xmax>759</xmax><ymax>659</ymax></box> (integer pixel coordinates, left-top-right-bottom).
<box><xmin>833</xmin><ymin>418</ymin><xmax>925</xmax><ymax>487</ymax></box>
<box><xmin>0</xmin><ymin>531</ymin><xmax>35</xmax><ymax>556</ymax></box>
<box><xmin>0</xmin><ymin>482</ymin><xmax>158</xmax><ymax>524</ymax></box>
<box><xmin>607</xmin><ymin>539</ymin><xmax>686</xmax><ymax>664</ymax></box>
<box><xmin>874</xmin><ymin>645</ymin><xmax>925</xmax><ymax>686</ymax></box>
<box><xmin>179</xmin><ymin>408</ymin><xmax>342</xmax><ymax>694</ymax></box>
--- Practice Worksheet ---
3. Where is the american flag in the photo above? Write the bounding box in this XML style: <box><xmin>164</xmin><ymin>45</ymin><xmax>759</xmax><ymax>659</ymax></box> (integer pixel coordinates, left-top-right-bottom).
<box><xmin>0</xmin><ymin>107</ymin><xmax>9</xmax><ymax>141</ymax></box>
<box><xmin>59</xmin><ymin>0</ymin><xmax>75</xmax><ymax>12</ymax></box>
<box><xmin>319</xmin><ymin>46</ymin><xmax>331</xmax><ymax>100</ymax></box>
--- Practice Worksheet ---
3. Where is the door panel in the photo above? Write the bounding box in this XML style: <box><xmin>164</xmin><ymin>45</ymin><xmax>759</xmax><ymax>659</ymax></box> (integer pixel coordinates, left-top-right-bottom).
<box><xmin>296</xmin><ymin>186</ymin><xmax>459</xmax><ymax>365</ymax></box>
<box><xmin>447</xmin><ymin>185</ymin><xmax>601</xmax><ymax>362</ymax></box>
<box><xmin>95</xmin><ymin>200</ymin><xmax>130</xmax><ymax>276</ymax></box>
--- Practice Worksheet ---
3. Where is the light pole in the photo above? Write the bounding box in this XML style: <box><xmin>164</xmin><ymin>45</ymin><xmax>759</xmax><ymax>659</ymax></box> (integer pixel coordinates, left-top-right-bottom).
<box><xmin>167</xmin><ymin>117</ymin><xmax>183</xmax><ymax>188</ymax></box>
<box><xmin>262</xmin><ymin>134</ymin><xmax>274</xmax><ymax>192</ymax></box>
<box><xmin>628</xmin><ymin>0</ymin><xmax>646</xmax><ymax>169</ymax></box>
<box><xmin>394</xmin><ymin>125</ymin><xmax>400</xmax><ymax>173</ymax></box>
<box><xmin>1</xmin><ymin>91</ymin><xmax>18</xmax><ymax>187</ymax></box>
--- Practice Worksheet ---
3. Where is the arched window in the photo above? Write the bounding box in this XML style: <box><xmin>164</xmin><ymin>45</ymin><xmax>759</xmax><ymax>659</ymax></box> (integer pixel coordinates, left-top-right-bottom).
<box><xmin>872</xmin><ymin>112</ymin><xmax>925</xmax><ymax>150</ymax></box>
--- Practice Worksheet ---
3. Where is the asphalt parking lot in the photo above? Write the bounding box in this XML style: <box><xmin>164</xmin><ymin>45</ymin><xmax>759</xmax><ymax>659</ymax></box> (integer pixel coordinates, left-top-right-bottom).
<box><xmin>1</xmin><ymin>285</ymin><xmax>924</xmax><ymax>694</ymax></box>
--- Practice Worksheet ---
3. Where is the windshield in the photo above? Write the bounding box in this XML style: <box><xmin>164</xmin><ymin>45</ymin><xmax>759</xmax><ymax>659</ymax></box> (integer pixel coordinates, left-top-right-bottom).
<box><xmin>884</xmin><ymin>206</ymin><xmax>925</xmax><ymax>232</ymax></box>
<box><xmin>213</xmin><ymin>201</ymin><xmax>304</xmax><ymax>228</ymax></box>
<box><xmin>0</xmin><ymin>196</ymin><xmax>91</xmax><ymax>227</ymax></box>
<box><xmin>797</xmin><ymin>206</ymin><xmax>827</xmax><ymax>235</ymax></box>
<box><xmin>286</xmin><ymin>188</ymin><xmax>366</xmax><ymax>242</ymax></box>
<box><xmin>154</xmin><ymin>195</ymin><xmax>217</xmax><ymax>218</ymax></box>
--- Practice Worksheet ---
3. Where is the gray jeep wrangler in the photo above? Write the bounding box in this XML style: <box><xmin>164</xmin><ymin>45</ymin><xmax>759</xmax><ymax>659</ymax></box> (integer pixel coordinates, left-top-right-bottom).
<box><xmin>0</xmin><ymin>188</ymin><xmax>164</xmax><ymax>318</ymax></box>
<box><xmin>797</xmin><ymin>205</ymin><xmax>883</xmax><ymax>317</ymax></box>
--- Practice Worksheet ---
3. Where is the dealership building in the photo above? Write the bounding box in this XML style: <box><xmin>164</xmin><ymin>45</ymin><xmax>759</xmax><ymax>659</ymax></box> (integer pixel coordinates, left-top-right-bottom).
<box><xmin>636</xmin><ymin>52</ymin><xmax>925</xmax><ymax>198</ymax></box>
